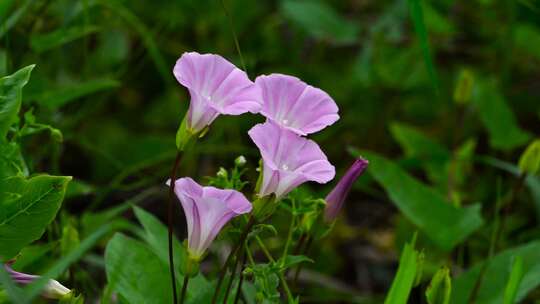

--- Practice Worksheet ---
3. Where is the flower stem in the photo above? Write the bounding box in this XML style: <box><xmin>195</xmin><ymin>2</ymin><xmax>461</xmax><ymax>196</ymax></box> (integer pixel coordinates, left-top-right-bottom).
<box><xmin>233</xmin><ymin>245</ymin><xmax>248</xmax><ymax>304</ymax></box>
<box><xmin>255</xmin><ymin>236</ymin><xmax>295</xmax><ymax>303</ymax></box>
<box><xmin>168</xmin><ymin>151</ymin><xmax>182</xmax><ymax>304</ymax></box>
<box><xmin>211</xmin><ymin>216</ymin><xmax>256</xmax><ymax>304</ymax></box>
<box><xmin>222</xmin><ymin>254</ymin><xmax>240</xmax><ymax>304</ymax></box>
<box><xmin>180</xmin><ymin>276</ymin><xmax>189</xmax><ymax>304</ymax></box>
<box><xmin>292</xmin><ymin>235</ymin><xmax>313</xmax><ymax>288</ymax></box>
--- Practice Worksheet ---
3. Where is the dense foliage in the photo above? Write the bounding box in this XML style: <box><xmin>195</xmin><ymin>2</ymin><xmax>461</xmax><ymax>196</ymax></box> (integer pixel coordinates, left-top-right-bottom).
<box><xmin>1</xmin><ymin>0</ymin><xmax>539</xmax><ymax>303</ymax></box>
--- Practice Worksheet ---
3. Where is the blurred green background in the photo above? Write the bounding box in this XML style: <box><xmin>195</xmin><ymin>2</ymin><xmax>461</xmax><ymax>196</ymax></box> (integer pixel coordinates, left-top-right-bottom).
<box><xmin>2</xmin><ymin>0</ymin><xmax>540</xmax><ymax>303</ymax></box>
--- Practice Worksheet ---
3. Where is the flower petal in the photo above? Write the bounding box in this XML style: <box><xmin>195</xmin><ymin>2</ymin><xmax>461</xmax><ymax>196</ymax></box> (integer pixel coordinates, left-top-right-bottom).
<box><xmin>256</xmin><ymin>73</ymin><xmax>339</xmax><ymax>135</ymax></box>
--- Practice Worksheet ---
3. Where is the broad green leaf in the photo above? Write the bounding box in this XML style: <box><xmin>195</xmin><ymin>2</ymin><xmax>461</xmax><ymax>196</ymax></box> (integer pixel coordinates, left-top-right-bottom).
<box><xmin>30</xmin><ymin>78</ymin><xmax>120</xmax><ymax>108</ymax></box>
<box><xmin>105</xmin><ymin>233</ymin><xmax>174</xmax><ymax>304</ymax></box>
<box><xmin>279</xmin><ymin>255</ymin><xmax>313</xmax><ymax>270</ymax></box>
<box><xmin>0</xmin><ymin>141</ymin><xmax>28</xmax><ymax>178</ymax></box>
<box><xmin>280</xmin><ymin>0</ymin><xmax>359</xmax><ymax>45</ymax></box>
<box><xmin>407</xmin><ymin>0</ymin><xmax>439</xmax><ymax>93</ymax></box>
<box><xmin>472</xmin><ymin>79</ymin><xmax>531</xmax><ymax>151</ymax></box>
<box><xmin>0</xmin><ymin>65</ymin><xmax>35</xmax><ymax>140</ymax></box>
<box><xmin>0</xmin><ymin>174</ymin><xmax>71</xmax><ymax>260</ymax></box>
<box><xmin>357</xmin><ymin>151</ymin><xmax>483</xmax><ymax>250</ymax></box>
<box><xmin>384</xmin><ymin>238</ymin><xmax>419</xmax><ymax>304</ymax></box>
<box><xmin>30</xmin><ymin>25</ymin><xmax>100</xmax><ymax>52</ymax></box>
<box><xmin>133</xmin><ymin>206</ymin><xmax>187</xmax><ymax>271</ymax></box>
<box><xmin>503</xmin><ymin>256</ymin><xmax>524</xmax><ymax>304</ymax></box>
<box><xmin>451</xmin><ymin>241</ymin><xmax>540</xmax><ymax>304</ymax></box>
<box><xmin>426</xmin><ymin>267</ymin><xmax>451</xmax><ymax>304</ymax></box>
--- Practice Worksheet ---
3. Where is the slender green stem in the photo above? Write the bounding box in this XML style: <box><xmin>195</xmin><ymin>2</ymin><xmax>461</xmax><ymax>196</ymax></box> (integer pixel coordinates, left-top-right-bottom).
<box><xmin>222</xmin><ymin>255</ymin><xmax>240</xmax><ymax>304</ymax></box>
<box><xmin>233</xmin><ymin>245</ymin><xmax>248</xmax><ymax>304</ymax></box>
<box><xmin>220</xmin><ymin>0</ymin><xmax>247</xmax><ymax>73</ymax></box>
<box><xmin>211</xmin><ymin>216</ymin><xmax>256</xmax><ymax>304</ymax></box>
<box><xmin>281</xmin><ymin>203</ymin><xmax>297</xmax><ymax>264</ymax></box>
<box><xmin>180</xmin><ymin>276</ymin><xmax>189</xmax><ymax>304</ymax></box>
<box><xmin>255</xmin><ymin>236</ymin><xmax>294</xmax><ymax>303</ymax></box>
<box><xmin>168</xmin><ymin>151</ymin><xmax>182</xmax><ymax>304</ymax></box>
<box><xmin>292</xmin><ymin>235</ymin><xmax>313</xmax><ymax>288</ymax></box>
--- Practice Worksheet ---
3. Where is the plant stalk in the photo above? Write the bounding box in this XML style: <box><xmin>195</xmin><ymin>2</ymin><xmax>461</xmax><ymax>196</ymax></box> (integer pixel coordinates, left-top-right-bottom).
<box><xmin>168</xmin><ymin>151</ymin><xmax>182</xmax><ymax>304</ymax></box>
<box><xmin>180</xmin><ymin>276</ymin><xmax>189</xmax><ymax>304</ymax></box>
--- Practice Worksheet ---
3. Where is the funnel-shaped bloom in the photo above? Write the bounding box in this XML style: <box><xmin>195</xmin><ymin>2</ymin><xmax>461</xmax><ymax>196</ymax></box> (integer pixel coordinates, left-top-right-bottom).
<box><xmin>255</xmin><ymin>74</ymin><xmax>339</xmax><ymax>135</ymax></box>
<box><xmin>4</xmin><ymin>263</ymin><xmax>71</xmax><ymax>299</ymax></box>
<box><xmin>249</xmin><ymin>121</ymin><xmax>335</xmax><ymax>199</ymax></box>
<box><xmin>170</xmin><ymin>177</ymin><xmax>252</xmax><ymax>259</ymax></box>
<box><xmin>324</xmin><ymin>158</ymin><xmax>369</xmax><ymax>222</ymax></box>
<box><xmin>173</xmin><ymin>52</ymin><xmax>261</xmax><ymax>133</ymax></box>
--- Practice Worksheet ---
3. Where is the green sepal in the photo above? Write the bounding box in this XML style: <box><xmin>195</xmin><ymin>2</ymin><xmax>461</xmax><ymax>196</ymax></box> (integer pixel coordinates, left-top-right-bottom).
<box><xmin>252</xmin><ymin>195</ymin><xmax>278</xmax><ymax>222</ymax></box>
<box><xmin>181</xmin><ymin>253</ymin><xmax>201</xmax><ymax>278</ymax></box>
<box><xmin>175</xmin><ymin>114</ymin><xmax>195</xmax><ymax>151</ymax></box>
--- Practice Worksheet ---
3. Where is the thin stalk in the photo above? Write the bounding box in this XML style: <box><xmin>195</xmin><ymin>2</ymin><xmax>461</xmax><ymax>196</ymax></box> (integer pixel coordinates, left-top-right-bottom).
<box><xmin>467</xmin><ymin>173</ymin><xmax>527</xmax><ymax>303</ymax></box>
<box><xmin>211</xmin><ymin>216</ymin><xmax>256</xmax><ymax>304</ymax></box>
<box><xmin>284</xmin><ymin>233</ymin><xmax>306</xmax><ymax>278</ymax></box>
<box><xmin>233</xmin><ymin>245</ymin><xmax>248</xmax><ymax>304</ymax></box>
<box><xmin>292</xmin><ymin>235</ymin><xmax>313</xmax><ymax>288</ymax></box>
<box><xmin>220</xmin><ymin>0</ymin><xmax>247</xmax><ymax>73</ymax></box>
<box><xmin>168</xmin><ymin>151</ymin><xmax>182</xmax><ymax>304</ymax></box>
<box><xmin>180</xmin><ymin>276</ymin><xmax>189</xmax><ymax>304</ymax></box>
<box><xmin>281</xmin><ymin>204</ymin><xmax>297</xmax><ymax>263</ymax></box>
<box><xmin>255</xmin><ymin>236</ymin><xmax>295</xmax><ymax>303</ymax></box>
<box><xmin>222</xmin><ymin>255</ymin><xmax>240</xmax><ymax>304</ymax></box>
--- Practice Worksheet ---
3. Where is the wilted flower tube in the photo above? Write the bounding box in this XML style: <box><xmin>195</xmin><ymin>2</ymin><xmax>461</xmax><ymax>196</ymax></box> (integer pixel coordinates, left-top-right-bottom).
<box><xmin>173</xmin><ymin>52</ymin><xmax>262</xmax><ymax>134</ymax></box>
<box><xmin>248</xmin><ymin>121</ymin><xmax>335</xmax><ymax>200</ymax></box>
<box><xmin>255</xmin><ymin>73</ymin><xmax>339</xmax><ymax>135</ymax></box>
<box><xmin>4</xmin><ymin>263</ymin><xmax>71</xmax><ymax>299</ymax></box>
<box><xmin>324</xmin><ymin>158</ymin><xmax>369</xmax><ymax>222</ymax></box>
<box><xmin>169</xmin><ymin>177</ymin><xmax>252</xmax><ymax>259</ymax></box>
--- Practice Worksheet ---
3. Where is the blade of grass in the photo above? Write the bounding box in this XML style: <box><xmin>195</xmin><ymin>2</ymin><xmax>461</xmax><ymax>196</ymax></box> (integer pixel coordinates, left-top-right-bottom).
<box><xmin>384</xmin><ymin>234</ymin><xmax>419</xmax><ymax>304</ymax></box>
<box><xmin>0</xmin><ymin>0</ymin><xmax>34</xmax><ymax>39</ymax></box>
<box><xmin>503</xmin><ymin>256</ymin><xmax>524</xmax><ymax>304</ymax></box>
<box><xmin>407</xmin><ymin>0</ymin><xmax>439</xmax><ymax>94</ymax></box>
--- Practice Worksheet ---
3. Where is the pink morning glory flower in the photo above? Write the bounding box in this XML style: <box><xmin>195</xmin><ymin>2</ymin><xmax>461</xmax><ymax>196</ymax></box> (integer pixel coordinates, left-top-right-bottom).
<box><xmin>169</xmin><ymin>177</ymin><xmax>252</xmax><ymax>259</ymax></box>
<box><xmin>248</xmin><ymin>121</ymin><xmax>335</xmax><ymax>199</ymax></box>
<box><xmin>4</xmin><ymin>262</ymin><xmax>71</xmax><ymax>299</ymax></box>
<box><xmin>255</xmin><ymin>73</ymin><xmax>339</xmax><ymax>136</ymax></box>
<box><xmin>324</xmin><ymin>158</ymin><xmax>369</xmax><ymax>222</ymax></box>
<box><xmin>173</xmin><ymin>52</ymin><xmax>262</xmax><ymax>133</ymax></box>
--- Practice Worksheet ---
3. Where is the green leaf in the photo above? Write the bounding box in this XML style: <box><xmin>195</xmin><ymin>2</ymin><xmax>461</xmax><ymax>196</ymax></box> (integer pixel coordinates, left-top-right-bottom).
<box><xmin>0</xmin><ymin>174</ymin><xmax>71</xmax><ymax>260</ymax></box>
<box><xmin>356</xmin><ymin>151</ymin><xmax>483</xmax><ymax>250</ymax></box>
<box><xmin>105</xmin><ymin>233</ymin><xmax>174</xmax><ymax>304</ymax></box>
<box><xmin>472</xmin><ymin>79</ymin><xmax>531</xmax><ymax>151</ymax></box>
<box><xmin>453</xmin><ymin>69</ymin><xmax>474</xmax><ymax>105</ymax></box>
<box><xmin>514</xmin><ymin>24</ymin><xmax>540</xmax><ymax>61</ymax></box>
<box><xmin>0</xmin><ymin>141</ymin><xmax>28</xmax><ymax>179</ymax></box>
<box><xmin>30</xmin><ymin>78</ymin><xmax>120</xmax><ymax>108</ymax></box>
<box><xmin>132</xmin><ymin>206</ymin><xmax>187</xmax><ymax>271</ymax></box>
<box><xmin>518</xmin><ymin>139</ymin><xmax>540</xmax><ymax>176</ymax></box>
<box><xmin>30</xmin><ymin>25</ymin><xmax>100</xmax><ymax>52</ymax></box>
<box><xmin>280</xmin><ymin>0</ymin><xmax>359</xmax><ymax>45</ymax></box>
<box><xmin>426</xmin><ymin>267</ymin><xmax>451</xmax><ymax>304</ymax></box>
<box><xmin>279</xmin><ymin>255</ymin><xmax>313</xmax><ymax>270</ymax></box>
<box><xmin>0</xmin><ymin>64</ymin><xmax>35</xmax><ymax>140</ymax></box>
<box><xmin>0</xmin><ymin>0</ymin><xmax>32</xmax><ymax>39</ymax></box>
<box><xmin>384</xmin><ymin>237</ymin><xmax>419</xmax><ymax>304</ymax></box>
<box><xmin>503</xmin><ymin>256</ymin><xmax>524</xmax><ymax>304</ymax></box>
<box><xmin>451</xmin><ymin>241</ymin><xmax>540</xmax><ymax>304</ymax></box>
<box><xmin>407</xmin><ymin>0</ymin><xmax>439</xmax><ymax>94</ymax></box>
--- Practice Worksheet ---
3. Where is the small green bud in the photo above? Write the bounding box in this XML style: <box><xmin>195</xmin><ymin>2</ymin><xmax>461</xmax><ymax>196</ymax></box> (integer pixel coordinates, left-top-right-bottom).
<box><xmin>425</xmin><ymin>266</ymin><xmax>452</xmax><ymax>304</ymax></box>
<box><xmin>518</xmin><ymin>139</ymin><xmax>540</xmax><ymax>176</ymax></box>
<box><xmin>235</xmin><ymin>155</ymin><xmax>247</xmax><ymax>167</ymax></box>
<box><xmin>217</xmin><ymin>167</ymin><xmax>228</xmax><ymax>178</ymax></box>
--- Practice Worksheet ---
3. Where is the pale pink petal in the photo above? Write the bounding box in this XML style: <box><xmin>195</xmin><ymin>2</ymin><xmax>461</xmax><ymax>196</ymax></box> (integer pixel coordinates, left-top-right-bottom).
<box><xmin>256</xmin><ymin>74</ymin><xmax>339</xmax><ymax>135</ymax></box>
<box><xmin>173</xmin><ymin>52</ymin><xmax>262</xmax><ymax>132</ymax></box>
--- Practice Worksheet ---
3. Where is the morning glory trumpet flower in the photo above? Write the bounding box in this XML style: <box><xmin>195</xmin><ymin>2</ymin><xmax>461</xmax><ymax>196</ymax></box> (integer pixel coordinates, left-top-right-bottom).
<box><xmin>168</xmin><ymin>177</ymin><xmax>252</xmax><ymax>259</ymax></box>
<box><xmin>248</xmin><ymin>121</ymin><xmax>335</xmax><ymax>200</ymax></box>
<box><xmin>324</xmin><ymin>158</ymin><xmax>369</xmax><ymax>222</ymax></box>
<box><xmin>173</xmin><ymin>52</ymin><xmax>262</xmax><ymax>133</ymax></box>
<box><xmin>4</xmin><ymin>262</ymin><xmax>71</xmax><ymax>299</ymax></box>
<box><xmin>255</xmin><ymin>73</ymin><xmax>339</xmax><ymax>135</ymax></box>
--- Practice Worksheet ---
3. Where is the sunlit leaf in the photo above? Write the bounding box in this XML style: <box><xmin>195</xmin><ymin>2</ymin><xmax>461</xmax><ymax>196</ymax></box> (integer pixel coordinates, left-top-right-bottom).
<box><xmin>0</xmin><ymin>64</ymin><xmax>35</xmax><ymax>140</ymax></box>
<box><xmin>503</xmin><ymin>256</ymin><xmax>524</xmax><ymax>304</ymax></box>
<box><xmin>426</xmin><ymin>266</ymin><xmax>451</xmax><ymax>304</ymax></box>
<box><xmin>0</xmin><ymin>174</ymin><xmax>71</xmax><ymax>260</ymax></box>
<box><xmin>384</xmin><ymin>237</ymin><xmax>419</xmax><ymax>304</ymax></box>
